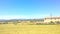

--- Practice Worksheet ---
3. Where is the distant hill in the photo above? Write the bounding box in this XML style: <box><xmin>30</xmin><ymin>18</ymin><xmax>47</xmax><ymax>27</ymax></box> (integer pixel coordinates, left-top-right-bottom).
<box><xmin>0</xmin><ymin>19</ymin><xmax>44</xmax><ymax>22</ymax></box>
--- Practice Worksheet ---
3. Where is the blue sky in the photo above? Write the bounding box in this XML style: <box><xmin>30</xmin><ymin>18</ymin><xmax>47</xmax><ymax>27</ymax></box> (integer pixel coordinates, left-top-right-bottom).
<box><xmin>0</xmin><ymin>0</ymin><xmax>60</xmax><ymax>19</ymax></box>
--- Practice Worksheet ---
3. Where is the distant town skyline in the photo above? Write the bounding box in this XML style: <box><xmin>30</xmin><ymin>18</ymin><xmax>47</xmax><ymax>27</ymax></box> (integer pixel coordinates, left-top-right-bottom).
<box><xmin>0</xmin><ymin>0</ymin><xmax>60</xmax><ymax>19</ymax></box>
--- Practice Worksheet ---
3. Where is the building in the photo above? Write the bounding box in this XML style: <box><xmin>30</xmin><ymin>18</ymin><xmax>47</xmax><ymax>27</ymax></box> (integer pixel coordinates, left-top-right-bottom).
<box><xmin>44</xmin><ymin>16</ymin><xmax>60</xmax><ymax>23</ymax></box>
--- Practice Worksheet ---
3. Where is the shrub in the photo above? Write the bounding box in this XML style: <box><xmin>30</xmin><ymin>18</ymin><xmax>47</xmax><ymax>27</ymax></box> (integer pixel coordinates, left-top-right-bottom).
<box><xmin>36</xmin><ymin>23</ymin><xmax>41</xmax><ymax>25</ymax></box>
<box><xmin>49</xmin><ymin>21</ymin><xmax>55</xmax><ymax>24</ymax></box>
<box><xmin>55</xmin><ymin>21</ymin><xmax>60</xmax><ymax>24</ymax></box>
<box><xmin>13</xmin><ymin>22</ymin><xmax>18</xmax><ymax>25</ymax></box>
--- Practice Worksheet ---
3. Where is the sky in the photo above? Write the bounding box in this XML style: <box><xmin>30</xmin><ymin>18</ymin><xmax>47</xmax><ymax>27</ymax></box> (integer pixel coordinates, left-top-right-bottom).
<box><xmin>0</xmin><ymin>0</ymin><xmax>60</xmax><ymax>19</ymax></box>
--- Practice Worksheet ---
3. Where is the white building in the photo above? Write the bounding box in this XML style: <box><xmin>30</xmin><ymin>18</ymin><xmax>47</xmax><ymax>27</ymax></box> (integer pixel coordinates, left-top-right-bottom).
<box><xmin>44</xmin><ymin>16</ymin><xmax>60</xmax><ymax>23</ymax></box>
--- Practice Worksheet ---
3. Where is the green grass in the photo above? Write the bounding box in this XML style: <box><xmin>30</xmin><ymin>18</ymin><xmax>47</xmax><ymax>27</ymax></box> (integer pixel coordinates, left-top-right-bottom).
<box><xmin>0</xmin><ymin>24</ymin><xmax>60</xmax><ymax>34</ymax></box>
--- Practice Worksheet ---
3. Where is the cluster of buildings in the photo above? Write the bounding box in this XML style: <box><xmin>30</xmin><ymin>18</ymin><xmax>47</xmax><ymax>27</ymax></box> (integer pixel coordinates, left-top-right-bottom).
<box><xmin>44</xmin><ymin>16</ymin><xmax>60</xmax><ymax>23</ymax></box>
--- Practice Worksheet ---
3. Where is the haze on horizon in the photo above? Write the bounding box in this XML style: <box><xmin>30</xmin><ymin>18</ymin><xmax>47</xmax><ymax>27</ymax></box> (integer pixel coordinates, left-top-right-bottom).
<box><xmin>0</xmin><ymin>0</ymin><xmax>60</xmax><ymax>19</ymax></box>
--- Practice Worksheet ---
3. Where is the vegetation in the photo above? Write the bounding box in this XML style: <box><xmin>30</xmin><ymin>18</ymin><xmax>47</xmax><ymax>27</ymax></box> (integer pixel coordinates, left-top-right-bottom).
<box><xmin>55</xmin><ymin>21</ymin><xmax>60</xmax><ymax>24</ymax></box>
<box><xmin>0</xmin><ymin>24</ymin><xmax>60</xmax><ymax>34</ymax></box>
<box><xmin>0</xmin><ymin>19</ymin><xmax>60</xmax><ymax>34</ymax></box>
<box><xmin>49</xmin><ymin>21</ymin><xmax>55</xmax><ymax>24</ymax></box>
<box><xmin>0</xmin><ymin>19</ymin><xmax>60</xmax><ymax>25</ymax></box>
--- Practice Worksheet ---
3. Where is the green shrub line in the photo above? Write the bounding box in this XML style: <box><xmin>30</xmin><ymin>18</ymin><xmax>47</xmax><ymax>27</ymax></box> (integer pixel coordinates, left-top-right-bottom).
<box><xmin>0</xmin><ymin>21</ymin><xmax>60</xmax><ymax>25</ymax></box>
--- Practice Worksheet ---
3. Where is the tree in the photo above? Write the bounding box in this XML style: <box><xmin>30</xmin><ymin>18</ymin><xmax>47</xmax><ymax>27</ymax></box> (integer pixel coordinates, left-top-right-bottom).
<box><xmin>49</xmin><ymin>21</ymin><xmax>55</xmax><ymax>24</ymax></box>
<box><xmin>55</xmin><ymin>21</ymin><xmax>60</xmax><ymax>24</ymax></box>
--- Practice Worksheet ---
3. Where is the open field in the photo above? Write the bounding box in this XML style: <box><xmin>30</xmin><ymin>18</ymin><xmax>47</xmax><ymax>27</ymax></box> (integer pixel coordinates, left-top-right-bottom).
<box><xmin>0</xmin><ymin>24</ymin><xmax>60</xmax><ymax>34</ymax></box>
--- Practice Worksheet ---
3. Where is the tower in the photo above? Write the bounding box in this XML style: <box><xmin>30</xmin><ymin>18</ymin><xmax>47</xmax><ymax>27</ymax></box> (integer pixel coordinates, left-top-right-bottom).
<box><xmin>50</xmin><ymin>13</ymin><xmax>52</xmax><ymax>21</ymax></box>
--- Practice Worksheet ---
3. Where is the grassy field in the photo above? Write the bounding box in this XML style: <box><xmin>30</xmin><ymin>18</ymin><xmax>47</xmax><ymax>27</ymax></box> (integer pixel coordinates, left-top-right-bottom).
<box><xmin>0</xmin><ymin>24</ymin><xmax>60</xmax><ymax>34</ymax></box>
